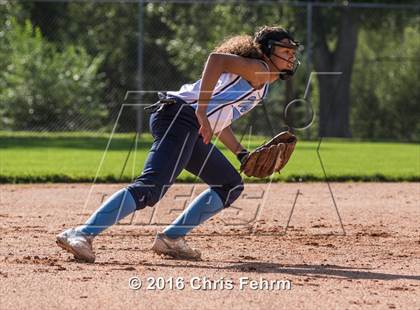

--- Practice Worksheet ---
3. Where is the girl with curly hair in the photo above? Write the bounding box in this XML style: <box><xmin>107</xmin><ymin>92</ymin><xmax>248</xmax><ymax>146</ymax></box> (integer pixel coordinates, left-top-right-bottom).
<box><xmin>56</xmin><ymin>26</ymin><xmax>300</xmax><ymax>263</ymax></box>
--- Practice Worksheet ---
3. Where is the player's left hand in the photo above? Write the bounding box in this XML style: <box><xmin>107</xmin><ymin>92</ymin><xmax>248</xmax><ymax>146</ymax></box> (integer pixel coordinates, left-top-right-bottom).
<box><xmin>240</xmin><ymin>131</ymin><xmax>297</xmax><ymax>178</ymax></box>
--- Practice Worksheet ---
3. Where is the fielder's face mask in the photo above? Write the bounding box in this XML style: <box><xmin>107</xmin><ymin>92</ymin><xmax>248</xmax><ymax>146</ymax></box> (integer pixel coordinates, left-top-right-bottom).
<box><xmin>265</xmin><ymin>39</ymin><xmax>302</xmax><ymax>80</ymax></box>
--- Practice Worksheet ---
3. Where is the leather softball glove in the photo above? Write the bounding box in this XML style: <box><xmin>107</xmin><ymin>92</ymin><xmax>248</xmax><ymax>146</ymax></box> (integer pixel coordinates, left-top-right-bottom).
<box><xmin>240</xmin><ymin>131</ymin><xmax>297</xmax><ymax>178</ymax></box>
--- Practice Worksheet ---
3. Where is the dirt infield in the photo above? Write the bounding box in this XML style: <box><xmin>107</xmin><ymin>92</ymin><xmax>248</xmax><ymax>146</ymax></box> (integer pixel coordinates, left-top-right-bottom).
<box><xmin>1</xmin><ymin>183</ymin><xmax>419</xmax><ymax>309</ymax></box>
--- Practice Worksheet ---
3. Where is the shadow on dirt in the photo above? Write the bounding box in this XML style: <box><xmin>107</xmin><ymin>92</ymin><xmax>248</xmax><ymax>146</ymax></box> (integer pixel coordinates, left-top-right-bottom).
<box><xmin>141</xmin><ymin>261</ymin><xmax>420</xmax><ymax>281</ymax></box>
<box><xmin>225</xmin><ymin>262</ymin><xmax>420</xmax><ymax>281</ymax></box>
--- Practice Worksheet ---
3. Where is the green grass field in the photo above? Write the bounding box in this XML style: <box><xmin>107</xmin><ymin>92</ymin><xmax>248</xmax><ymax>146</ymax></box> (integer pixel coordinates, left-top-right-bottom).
<box><xmin>0</xmin><ymin>131</ymin><xmax>419</xmax><ymax>183</ymax></box>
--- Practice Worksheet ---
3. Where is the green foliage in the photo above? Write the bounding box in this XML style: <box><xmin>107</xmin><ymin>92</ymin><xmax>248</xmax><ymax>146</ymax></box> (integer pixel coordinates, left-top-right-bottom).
<box><xmin>147</xmin><ymin>3</ymin><xmax>303</xmax><ymax>136</ymax></box>
<box><xmin>0</xmin><ymin>17</ymin><xmax>106</xmax><ymax>130</ymax></box>
<box><xmin>149</xmin><ymin>3</ymin><xmax>291</xmax><ymax>81</ymax></box>
<box><xmin>58</xmin><ymin>2</ymin><xmax>188</xmax><ymax>93</ymax></box>
<box><xmin>0</xmin><ymin>1</ymin><xmax>28</xmax><ymax>23</ymax></box>
<box><xmin>60</xmin><ymin>3</ymin><xmax>139</xmax><ymax>98</ymax></box>
<box><xmin>1</xmin><ymin>2</ymin><xmax>419</xmax><ymax>141</ymax></box>
<box><xmin>351</xmin><ymin>20</ymin><xmax>420</xmax><ymax>141</ymax></box>
<box><xmin>35</xmin><ymin>2</ymin><xmax>189</xmax><ymax>131</ymax></box>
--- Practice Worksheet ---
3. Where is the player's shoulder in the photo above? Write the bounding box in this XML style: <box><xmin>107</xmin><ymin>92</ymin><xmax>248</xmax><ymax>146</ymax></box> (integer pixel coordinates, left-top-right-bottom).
<box><xmin>256</xmin><ymin>59</ymin><xmax>270</xmax><ymax>71</ymax></box>
<box><xmin>210</xmin><ymin>53</ymin><xmax>268</xmax><ymax>70</ymax></box>
<box><xmin>209</xmin><ymin>53</ymin><xmax>270</xmax><ymax>86</ymax></box>
<box><xmin>245</xmin><ymin>57</ymin><xmax>269</xmax><ymax>73</ymax></box>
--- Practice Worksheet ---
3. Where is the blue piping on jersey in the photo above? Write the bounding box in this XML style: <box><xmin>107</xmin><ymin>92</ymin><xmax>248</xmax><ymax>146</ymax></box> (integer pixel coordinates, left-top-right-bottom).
<box><xmin>211</xmin><ymin>79</ymin><xmax>253</xmax><ymax>101</ymax></box>
<box><xmin>251</xmin><ymin>84</ymin><xmax>269</xmax><ymax>106</ymax></box>
<box><xmin>232</xmin><ymin>107</ymin><xmax>241</xmax><ymax>120</ymax></box>
<box><xmin>189</xmin><ymin>76</ymin><xmax>241</xmax><ymax>105</ymax></box>
<box><xmin>206</xmin><ymin>81</ymin><xmax>269</xmax><ymax>118</ymax></box>
<box><xmin>207</xmin><ymin>88</ymin><xmax>255</xmax><ymax>117</ymax></box>
<box><xmin>262</xmin><ymin>83</ymin><xmax>269</xmax><ymax>99</ymax></box>
<box><xmin>205</xmin><ymin>79</ymin><xmax>254</xmax><ymax>115</ymax></box>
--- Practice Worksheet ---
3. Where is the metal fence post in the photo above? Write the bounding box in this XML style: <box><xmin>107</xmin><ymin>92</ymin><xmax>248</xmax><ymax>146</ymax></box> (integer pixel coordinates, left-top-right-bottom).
<box><xmin>136</xmin><ymin>0</ymin><xmax>144</xmax><ymax>134</ymax></box>
<box><xmin>305</xmin><ymin>2</ymin><xmax>313</xmax><ymax>140</ymax></box>
<box><xmin>306</xmin><ymin>1</ymin><xmax>313</xmax><ymax>96</ymax></box>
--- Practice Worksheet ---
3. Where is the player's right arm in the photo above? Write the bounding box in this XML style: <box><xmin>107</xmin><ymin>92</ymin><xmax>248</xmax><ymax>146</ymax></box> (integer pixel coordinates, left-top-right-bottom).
<box><xmin>196</xmin><ymin>53</ymin><xmax>268</xmax><ymax>144</ymax></box>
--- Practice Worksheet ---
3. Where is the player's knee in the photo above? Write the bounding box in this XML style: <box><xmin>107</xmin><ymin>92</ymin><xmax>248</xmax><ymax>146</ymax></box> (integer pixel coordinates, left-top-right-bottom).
<box><xmin>226</xmin><ymin>181</ymin><xmax>244</xmax><ymax>207</ymax></box>
<box><xmin>214</xmin><ymin>176</ymin><xmax>244</xmax><ymax>208</ymax></box>
<box><xmin>127</xmin><ymin>181</ymin><xmax>167</xmax><ymax>210</ymax></box>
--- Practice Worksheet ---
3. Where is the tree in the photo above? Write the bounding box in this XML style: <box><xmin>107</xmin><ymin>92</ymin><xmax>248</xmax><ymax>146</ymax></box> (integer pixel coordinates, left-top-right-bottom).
<box><xmin>312</xmin><ymin>6</ymin><xmax>359</xmax><ymax>137</ymax></box>
<box><xmin>0</xmin><ymin>18</ymin><xmax>106</xmax><ymax>130</ymax></box>
<box><xmin>20</xmin><ymin>2</ymin><xmax>188</xmax><ymax>131</ymax></box>
<box><xmin>311</xmin><ymin>1</ymin><xmax>420</xmax><ymax>138</ymax></box>
<box><xmin>351</xmin><ymin>21</ymin><xmax>420</xmax><ymax>141</ymax></box>
<box><xmin>149</xmin><ymin>2</ymin><xmax>302</xmax><ymax>136</ymax></box>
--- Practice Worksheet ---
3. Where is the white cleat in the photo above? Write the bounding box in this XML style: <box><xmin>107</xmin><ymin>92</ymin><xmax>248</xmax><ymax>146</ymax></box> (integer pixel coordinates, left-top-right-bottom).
<box><xmin>151</xmin><ymin>232</ymin><xmax>201</xmax><ymax>260</ymax></box>
<box><xmin>56</xmin><ymin>228</ymin><xmax>95</xmax><ymax>263</ymax></box>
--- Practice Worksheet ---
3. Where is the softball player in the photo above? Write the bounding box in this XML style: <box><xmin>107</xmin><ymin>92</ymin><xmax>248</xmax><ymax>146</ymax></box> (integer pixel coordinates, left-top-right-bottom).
<box><xmin>56</xmin><ymin>26</ymin><xmax>300</xmax><ymax>263</ymax></box>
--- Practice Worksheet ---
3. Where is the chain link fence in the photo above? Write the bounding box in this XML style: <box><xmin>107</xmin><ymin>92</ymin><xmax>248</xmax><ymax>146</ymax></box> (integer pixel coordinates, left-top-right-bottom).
<box><xmin>1</xmin><ymin>0</ymin><xmax>419</xmax><ymax>141</ymax></box>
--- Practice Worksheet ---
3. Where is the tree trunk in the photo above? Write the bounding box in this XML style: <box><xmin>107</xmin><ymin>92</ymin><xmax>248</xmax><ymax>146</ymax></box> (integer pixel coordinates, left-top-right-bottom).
<box><xmin>314</xmin><ymin>8</ymin><xmax>359</xmax><ymax>137</ymax></box>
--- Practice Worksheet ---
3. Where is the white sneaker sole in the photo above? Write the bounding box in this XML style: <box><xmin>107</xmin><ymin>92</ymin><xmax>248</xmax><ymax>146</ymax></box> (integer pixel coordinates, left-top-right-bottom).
<box><xmin>151</xmin><ymin>235</ymin><xmax>201</xmax><ymax>260</ymax></box>
<box><xmin>56</xmin><ymin>236</ymin><xmax>95</xmax><ymax>263</ymax></box>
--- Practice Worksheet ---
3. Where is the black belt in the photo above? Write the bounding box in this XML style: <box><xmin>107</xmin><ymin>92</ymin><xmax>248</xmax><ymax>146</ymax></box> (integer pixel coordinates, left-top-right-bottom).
<box><xmin>144</xmin><ymin>92</ymin><xmax>177</xmax><ymax>113</ymax></box>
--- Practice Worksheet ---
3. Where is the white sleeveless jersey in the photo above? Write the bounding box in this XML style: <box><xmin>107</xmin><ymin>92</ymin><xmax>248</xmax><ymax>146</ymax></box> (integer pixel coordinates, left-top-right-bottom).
<box><xmin>167</xmin><ymin>67</ymin><xmax>270</xmax><ymax>133</ymax></box>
